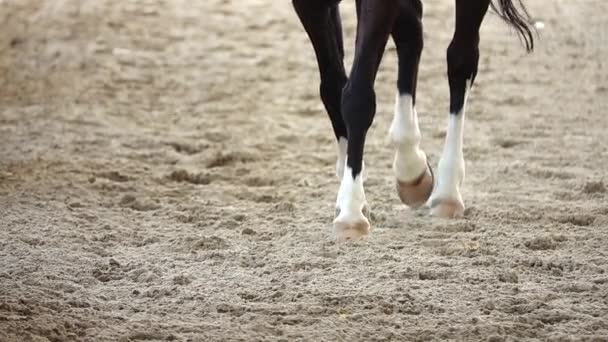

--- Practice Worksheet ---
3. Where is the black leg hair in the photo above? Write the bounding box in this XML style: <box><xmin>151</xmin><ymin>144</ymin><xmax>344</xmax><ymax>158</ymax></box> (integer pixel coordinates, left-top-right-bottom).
<box><xmin>293</xmin><ymin>0</ymin><xmax>348</xmax><ymax>141</ymax></box>
<box><xmin>392</xmin><ymin>0</ymin><xmax>424</xmax><ymax>101</ymax></box>
<box><xmin>447</xmin><ymin>0</ymin><xmax>490</xmax><ymax>114</ymax></box>
<box><xmin>342</xmin><ymin>0</ymin><xmax>400</xmax><ymax>179</ymax></box>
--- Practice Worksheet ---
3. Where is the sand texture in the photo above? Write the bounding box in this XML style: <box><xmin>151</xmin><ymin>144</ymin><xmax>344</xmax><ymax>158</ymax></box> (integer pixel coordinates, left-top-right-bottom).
<box><xmin>1</xmin><ymin>0</ymin><xmax>607</xmax><ymax>341</ymax></box>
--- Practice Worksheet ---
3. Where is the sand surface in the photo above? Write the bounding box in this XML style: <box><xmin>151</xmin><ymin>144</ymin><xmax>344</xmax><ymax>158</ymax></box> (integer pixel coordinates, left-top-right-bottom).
<box><xmin>1</xmin><ymin>0</ymin><xmax>607</xmax><ymax>341</ymax></box>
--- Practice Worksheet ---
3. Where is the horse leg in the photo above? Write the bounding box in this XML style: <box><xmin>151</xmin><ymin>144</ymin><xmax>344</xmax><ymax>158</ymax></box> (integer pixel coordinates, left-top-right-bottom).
<box><xmin>293</xmin><ymin>0</ymin><xmax>348</xmax><ymax>179</ymax></box>
<box><xmin>429</xmin><ymin>0</ymin><xmax>490</xmax><ymax>218</ymax></box>
<box><xmin>388</xmin><ymin>0</ymin><xmax>433</xmax><ymax>208</ymax></box>
<box><xmin>334</xmin><ymin>0</ymin><xmax>399</xmax><ymax>241</ymax></box>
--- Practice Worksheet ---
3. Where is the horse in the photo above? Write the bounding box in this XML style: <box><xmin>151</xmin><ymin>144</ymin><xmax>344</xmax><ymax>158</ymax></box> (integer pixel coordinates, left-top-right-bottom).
<box><xmin>292</xmin><ymin>0</ymin><xmax>534</xmax><ymax>242</ymax></box>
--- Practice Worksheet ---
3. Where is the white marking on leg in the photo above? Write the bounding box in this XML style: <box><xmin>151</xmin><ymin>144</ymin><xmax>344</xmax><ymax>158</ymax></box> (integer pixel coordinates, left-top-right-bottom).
<box><xmin>335</xmin><ymin>166</ymin><xmax>367</xmax><ymax>220</ymax></box>
<box><xmin>389</xmin><ymin>93</ymin><xmax>427</xmax><ymax>182</ymax></box>
<box><xmin>336</xmin><ymin>137</ymin><xmax>347</xmax><ymax>179</ymax></box>
<box><xmin>333</xmin><ymin>164</ymin><xmax>370</xmax><ymax>241</ymax></box>
<box><xmin>432</xmin><ymin>113</ymin><xmax>465</xmax><ymax>203</ymax></box>
<box><xmin>429</xmin><ymin>81</ymin><xmax>471</xmax><ymax>209</ymax></box>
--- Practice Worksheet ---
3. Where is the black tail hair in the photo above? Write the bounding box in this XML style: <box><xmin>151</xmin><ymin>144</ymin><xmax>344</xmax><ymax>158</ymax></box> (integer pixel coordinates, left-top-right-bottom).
<box><xmin>490</xmin><ymin>0</ymin><xmax>535</xmax><ymax>52</ymax></box>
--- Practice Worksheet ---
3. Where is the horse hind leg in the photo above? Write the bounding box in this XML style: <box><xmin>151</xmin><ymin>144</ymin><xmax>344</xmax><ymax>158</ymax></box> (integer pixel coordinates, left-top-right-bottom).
<box><xmin>293</xmin><ymin>0</ymin><xmax>348</xmax><ymax>179</ymax></box>
<box><xmin>388</xmin><ymin>0</ymin><xmax>434</xmax><ymax>209</ymax></box>
<box><xmin>429</xmin><ymin>0</ymin><xmax>490</xmax><ymax>218</ymax></box>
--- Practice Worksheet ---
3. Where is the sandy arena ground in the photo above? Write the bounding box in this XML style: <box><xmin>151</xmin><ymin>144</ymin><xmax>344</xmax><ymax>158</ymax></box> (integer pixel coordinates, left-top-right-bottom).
<box><xmin>1</xmin><ymin>0</ymin><xmax>607</xmax><ymax>341</ymax></box>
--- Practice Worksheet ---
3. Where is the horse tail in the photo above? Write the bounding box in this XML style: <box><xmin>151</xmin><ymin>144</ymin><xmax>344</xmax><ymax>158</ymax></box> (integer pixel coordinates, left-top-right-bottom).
<box><xmin>490</xmin><ymin>0</ymin><xmax>535</xmax><ymax>52</ymax></box>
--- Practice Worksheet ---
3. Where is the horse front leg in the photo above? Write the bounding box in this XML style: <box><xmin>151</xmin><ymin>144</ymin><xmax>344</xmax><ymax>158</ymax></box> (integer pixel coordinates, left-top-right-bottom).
<box><xmin>389</xmin><ymin>0</ymin><xmax>434</xmax><ymax>209</ymax></box>
<box><xmin>334</xmin><ymin>0</ymin><xmax>399</xmax><ymax>241</ymax></box>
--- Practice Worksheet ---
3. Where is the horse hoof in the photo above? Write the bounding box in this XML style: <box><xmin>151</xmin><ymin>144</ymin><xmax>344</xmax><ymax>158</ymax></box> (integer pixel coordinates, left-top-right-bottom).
<box><xmin>430</xmin><ymin>199</ymin><xmax>465</xmax><ymax>218</ymax></box>
<box><xmin>396</xmin><ymin>164</ymin><xmax>434</xmax><ymax>209</ymax></box>
<box><xmin>333</xmin><ymin>217</ymin><xmax>370</xmax><ymax>243</ymax></box>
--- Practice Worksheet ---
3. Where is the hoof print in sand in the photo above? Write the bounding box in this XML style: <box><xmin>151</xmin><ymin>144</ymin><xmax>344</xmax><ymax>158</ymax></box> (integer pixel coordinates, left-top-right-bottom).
<box><xmin>582</xmin><ymin>181</ymin><xmax>606</xmax><ymax>195</ymax></box>
<box><xmin>493</xmin><ymin>138</ymin><xmax>525</xmax><ymax>149</ymax></box>
<box><xmin>236</xmin><ymin>191</ymin><xmax>279</xmax><ymax>204</ymax></box>
<box><xmin>119</xmin><ymin>194</ymin><xmax>161</xmax><ymax>211</ymax></box>
<box><xmin>559</xmin><ymin>282</ymin><xmax>597</xmax><ymax>293</ymax></box>
<box><xmin>241</xmin><ymin>228</ymin><xmax>257</xmax><ymax>235</ymax></box>
<box><xmin>418</xmin><ymin>269</ymin><xmax>449</xmax><ymax>281</ymax></box>
<box><xmin>123</xmin><ymin>331</ymin><xmax>178</xmax><ymax>341</ymax></box>
<box><xmin>167</xmin><ymin>141</ymin><xmax>206</xmax><ymax>155</ymax></box>
<box><xmin>167</xmin><ymin>169</ymin><xmax>211</xmax><ymax>185</ymax></box>
<box><xmin>92</xmin><ymin>265</ymin><xmax>124</xmax><ymax>283</ymax></box>
<box><xmin>524</xmin><ymin>236</ymin><xmax>558</xmax><ymax>251</ymax></box>
<box><xmin>172</xmin><ymin>274</ymin><xmax>193</xmax><ymax>286</ymax></box>
<box><xmin>205</xmin><ymin>151</ymin><xmax>258</xmax><ymax>168</ymax></box>
<box><xmin>190</xmin><ymin>236</ymin><xmax>229</xmax><ymax>251</ymax></box>
<box><xmin>130</xmin><ymin>270</ymin><xmax>161</xmax><ymax>284</ymax></box>
<box><xmin>436</xmin><ymin>240</ymin><xmax>482</xmax><ymax>257</ymax></box>
<box><xmin>526</xmin><ymin>168</ymin><xmax>574</xmax><ymax>180</ymax></box>
<box><xmin>97</xmin><ymin>171</ymin><xmax>133</xmax><ymax>183</ymax></box>
<box><xmin>273</xmin><ymin>201</ymin><xmax>295</xmax><ymax>213</ymax></box>
<box><xmin>437</xmin><ymin>221</ymin><xmax>477</xmax><ymax>233</ymax></box>
<box><xmin>497</xmin><ymin>270</ymin><xmax>519</xmax><ymax>283</ymax></box>
<box><xmin>553</xmin><ymin>214</ymin><xmax>596</xmax><ymax>227</ymax></box>
<box><xmin>244</xmin><ymin>176</ymin><xmax>275</xmax><ymax>187</ymax></box>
